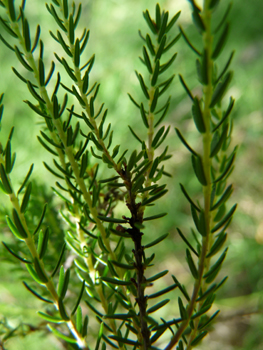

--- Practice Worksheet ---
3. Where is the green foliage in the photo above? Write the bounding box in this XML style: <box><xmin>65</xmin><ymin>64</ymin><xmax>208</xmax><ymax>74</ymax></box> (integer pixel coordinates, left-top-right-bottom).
<box><xmin>0</xmin><ymin>0</ymin><xmax>237</xmax><ymax>349</ymax></box>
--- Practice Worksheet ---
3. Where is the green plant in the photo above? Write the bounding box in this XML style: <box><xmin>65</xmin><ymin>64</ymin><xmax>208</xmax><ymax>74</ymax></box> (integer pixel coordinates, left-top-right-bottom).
<box><xmin>0</xmin><ymin>0</ymin><xmax>236</xmax><ymax>349</ymax></box>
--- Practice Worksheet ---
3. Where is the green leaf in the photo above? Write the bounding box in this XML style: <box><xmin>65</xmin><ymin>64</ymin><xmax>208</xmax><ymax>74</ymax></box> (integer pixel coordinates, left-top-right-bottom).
<box><xmin>100</xmin><ymin>276</ymin><xmax>131</xmax><ymax>286</ymax></box>
<box><xmin>213</xmin><ymin>97</ymin><xmax>234</xmax><ymax>132</ymax></box>
<box><xmin>156</xmin><ymin>34</ymin><xmax>166</xmax><ymax>60</ymax></box>
<box><xmin>212</xmin><ymin>204</ymin><xmax>237</xmax><ymax>233</ymax></box>
<box><xmin>144</xmin><ymin>232</ymin><xmax>169</xmax><ymax>248</ymax></box>
<box><xmin>143</xmin><ymin>10</ymin><xmax>157</xmax><ymax>34</ymax></box>
<box><xmin>48</xmin><ymin>325</ymin><xmax>77</xmax><ymax>343</ymax></box>
<box><xmin>27</xmin><ymin>80</ymin><xmax>46</xmax><ymax>104</ymax></box>
<box><xmin>159</xmin><ymin>54</ymin><xmax>177</xmax><ymax>75</ymax></box>
<box><xmin>146</xmin><ymin>33</ymin><xmax>155</xmax><ymax>55</ymax></box>
<box><xmin>38</xmin><ymin>312</ymin><xmax>63</xmax><ymax>323</ymax></box>
<box><xmin>178</xmin><ymin>74</ymin><xmax>194</xmax><ymax>101</ymax></box>
<box><xmin>211</xmin><ymin>185</ymin><xmax>233</xmax><ymax>211</ymax></box>
<box><xmin>203</xmin><ymin>248</ymin><xmax>228</xmax><ymax>279</ymax></box>
<box><xmin>164</xmin><ymin>33</ymin><xmax>181</xmax><ymax>53</ymax></box>
<box><xmin>2</xmin><ymin>241</ymin><xmax>31</xmax><ymax>264</ymax></box>
<box><xmin>148</xmin><ymin>284</ymin><xmax>177</xmax><ymax>299</ymax></box>
<box><xmin>127</xmin><ymin>150</ymin><xmax>137</xmax><ymax>172</ymax></box>
<box><xmin>46</xmin><ymin>4</ymin><xmax>67</xmax><ymax>32</ymax></box>
<box><xmin>191</xmin><ymin>155</ymin><xmax>207</xmax><ymax>186</ymax></box>
<box><xmin>85</xmin><ymin>299</ymin><xmax>103</xmax><ymax>317</ymax></box>
<box><xmin>5</xmin><ymin>140</ymin><xmax>12</xmax><ymax>174</ymax></box>
<box><xmin>142</xmin><ymin>46</ymin><xmax>152</xmax><ymax>73</ymax></box>
<box><xmin>143</xmin><ymin>212</ymin><xmax>167</xmax><ymax>222</ymax></box>
<box><xmin>20</xmin><ymin>182</ymin><xmax>32</xmax><ymax>213</ymax></box>
<box><xmin>7</xmin><ymin>0</ymin><xmax>16</xmax><ymax>21</ymax></box>
<box><xmin>14</xmin><ymin>46</ymin><xmax>33</xmax><ymax>71</ymax></box>
<box><xmin>206</xmin><ymin>232</ymin><xmax>227</xmax><ymax>258</ymax></box>
<box><xmin>0</xmin><ymin>163</ymin><xmax>12</xmax><ymax>193</ymax></box>
<box><xmin>63</xmin><ymin>0</ymin><xmax>69</xmax><ymax>19</ymax></box>
<box><xmin>147</xmin><ymin>270</ymin><xmax>168</xmax><ymax>283</ymax></box>
<box><xmin>179</xmin><ymin>26</ymin><xmax>201</xmax><ymax>56</ymax></box>
<box><xmin>38</xmin><ymin>227</ymin><xmax>49</xmax><ymax>260</ymax></box>
<box><xmin>151</xmin><ymin>59</ymin><xmax>160</xmax><ymax>86</ymax></box>
<box><xmin>166</xmin><ymin>11</ymin><xmax>181</xmax><ymax>33</ymax></box>
<box><xmin>180</xmin><ymin>183</ymin><xmax>200</xmax><ymax>212</ymax></box>
<box><xmin>148</xmin><ymin>299</ymin><xmax>170</xmax><ymax>314</ymax></box>
<box><xmin>23</xmin><ymin>282</ymin><xmax>53</xmax><ymax>303</ymax></box>
<box><xmin>108</xmin><ymin>335</ymin><xmax>141</xmax><ymax>346</ymax></box>
<box><xmin>177</xmin><ymin>228</ymin><xmax>199</xmax><ymax>257</ymax></box>
<box><xmin>58</xmin><ymin>298</ymin><xmax>70</xmax><ymax>321</ymax></box>
<box><xmin>190</xmin><ymin>331</ymin><xmax>208</xmax><ymax>346</ymax></box>
<box><xmin>59</xmin><ymin>268</ymin><xmax>70</xmax><ymax>300</ymax></box>
<box><xmin>191</xmin><ymin>304</ymin><xmax>212</xmax><ymax>320</ymax></box>
<box><xmin>192</xmin><ymin>97</ymin><xmax>206</xmax><ymax>133</ymax></box>
<box><xmin>178</xmin><ymin>297</ymin><xmax>187</xmax><ymax>320</ymax></box>
<box><xmin>186</xmin><ymin>248</ymin><xmax>198</xmax><ymax>279</ymax></box>
<box><xmin>150</xmin><ymin>88</ymin><xmax>159</xmax><ymax>113</ymax></box>
<box><xmin>141</xmin><ymin>189</ymin><xmax>168</xmax><ymax>206</ymax></box>
<box><xmin>152</xmin><ymin>126</ymin><xmax>164</xmax><ymax>148</ymax></box>
<box><xmin>22</xmin><ymin>18</ymin><xmax>31</xmax><ymax>52</ymax></box>
<box><xmin>34</xmin><ymin>257</ymin><xmax>48</xmax><ymax>283</ymax></box>
<box><xmin>158</xmin><ymin>12</ymin><xmax>168</xmax><ymax>42</ymax></box>
<box><xmin>192</xmin><ymin>8</ymin><xmax>205</xmax><ymax>32</ymax></box>
<box><xmin>111</xmin><ymin>260</ymin><xmax>135</xmax><ymax>270</ymax></box>
<box><xmin>212</xmin><ymin>23</ymin><xmax>229</xmax><ymax>59</ymax></box>
<box><xmin>136</xmin><ymin>71</ymin><xmax>149</xmax><ymax>99</ymax></box>
<box><xmin>12</xmin><ymin>209</ymin><xmax>28</xmax><ymax>238</ymax></box>
<box><xmin>210</xmin><ymin>71</ymin><xmax>233</xmax><ymax>108</ymax></box>
<box><xmin>0</xmin><ymin>17</ymin><xmax>18</xmax><ymax>38</ymax></box>
<box><xmin>215</xmin><ymin>51</ymin><xmax>235</xmax><ymax>85</ymax></box>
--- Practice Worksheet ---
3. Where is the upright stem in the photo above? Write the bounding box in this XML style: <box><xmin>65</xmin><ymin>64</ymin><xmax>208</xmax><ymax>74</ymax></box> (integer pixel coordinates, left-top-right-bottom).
<box><xmin>165</xmin><ymin>1</ymin><xmax>214</xmax><ymax>349</ymax></box>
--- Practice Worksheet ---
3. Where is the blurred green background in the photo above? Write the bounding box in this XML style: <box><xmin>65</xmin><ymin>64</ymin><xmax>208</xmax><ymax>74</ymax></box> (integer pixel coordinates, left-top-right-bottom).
<box><xmin>0</xmin><ymin>0</ymin><xmax>263</xmax><ymax>349</ymax></box>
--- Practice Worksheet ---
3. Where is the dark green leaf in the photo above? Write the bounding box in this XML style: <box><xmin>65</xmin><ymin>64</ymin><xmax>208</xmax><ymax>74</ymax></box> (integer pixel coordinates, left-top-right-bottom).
<box><xmin>37</xmin><ymin>136</ymin><xmax>58</xmax><ymax>156</ymax></box>
<box><xmin>147</xmin><ymin>270</ymin><xmax>168</xmax><ymax>283</ymax></box>
<box><xmin>203</xmin><ymin>248</ymin><xmax>228</xmax><ymax>279</ymax></box>
<box><xmin>151</xmin><ymin>59</ymin><xmax>160</xmax><ymax>86</ymax></box>
<box><xmin>139</xmin><ymin>103</ymin><xmax>149</xmax><ymax>128</ymax></box>
<box><xmin>58</xmin><ymin>298</ymin><xmax>70</xmax><ymax>321</ymax></box>
<box><xmin>180</xmin><ymin>183</ymin><xmax>200</xmax><ymax>212</ymax></box>
<box><xmin>0</xmin><ymin>17</ymin><xmax>18</xmax><ymax>38</ymax></box>
<box><xmin>148</xmin><ymin>284</ymin><xmax>177</xmax><ymax>299</ymax></box>
<box><xmin>190</xmin><ymin>331</ymin><xmax>207</xmax><ymax>346</ymax></box>
<box><xmin>142</xmin><ymin>46</ymin><xmax>152</xmax><ymax>73</ymax></box>
<box><xmin>213</xmin><ymin>97</ymin><xmax>234</xmax><ymax>132</ymax></box>
<box><xmin>212</xmin><ymin>204</ymin><xmax>237</xmax><ymax>233</ymax></box>
<box><xmin>178</xmin><ymin>74</ymin><xmax>194</xmax><ymax>101</ymax></box>
<box><xmin>23</xmin><ymin>282</ymin><xmax>53</xmax><ymax>303</ymax></box>
<box><xmin>163</xmin><ymin>33</ymin><xmax>181</xmax><ymax>53</ymax></box>
<box><xmin>27</xmin><ymin>80</ymin><xmax>46</xmax><ymax>104</ymax></box>
<box><xmin>192</xmin><ymin>8</ymin><xmax>205</xmax><ymax>32</ymax></box>
<box><xmin>206</xmin><ymin>232</ymin><xmax>227</xmax><ymax>258</ymax></box>
<box><xmin>156</xmin><ymin>34</ymin><xmax>166</xmax><ymax>60</ymax></box>
<box><xmin>150</xmin><ymin>88</ymin><xmax>159</xmax><ymax>113</ymax></box>
<box><xmin>22</xmin><ymin>18</ymin><xmax>31</xmax><ymax>52</ymax></box>
<box><xmin>48</xmin><ymin>325</ymin><xmax>77</xmax><ymax>343</ymax></box>
<box><xmin>178</xmin><ymin>297</ymin><xmax>187</xmax><ymax>320</ymax></box>
<box><xmin>2</xmin><ymin>241</ymin><xmax>31</xmax><ymax>264</ymax></box>
<box><xmin>144</xmin><ymin>232</ymin><xmax>168</xmax><ymax>249</ymax></box>
<box><xmin>8</xmin><ymin>0</ymin><xmax>16</xmax><ymax>21</ymax></box>
<box><xmin>46</xmin><ymin>4</ymin><xmax>67</xmax><ymax>32</ymax></box>
<box><xmin>148</xmin><ymin>299</ymin><xmax>170</xmax><ymax>314</ymax></box>
<box><xmin>12</xmin><ymin>209</ymin><xmax>27</xmax><ymax>238</ymax></box>
<box><xmin>51</xmin><ymin>243</ymin><xmax>66</xmax><ymax>277</ymax></box>
<box><xmin>186</xmin><ymin>248</ymin><xmax>198</xmax><ymax>279</ymax></box>
<box><xmin>20</xmin><ymin>182</ymin><xmax>32</xmax><ymax>213</ymax></box>
<box><xmin>192</xmin><ymin>97</ymin><xmax>206</xmax><ymax>133</ymax></box>
<box><xmin>210</xmin><ymin>71</ymin><xmax>233</xmax><ymax>108</ymax></box>
<box><xmin>179</xmin><ymin>26</ymin><xmax>201</xmax><ymax>56</ymax></box>
<box><xmin>111</xmin><ymin>260</ymin><xmax>135</xmax><ymax>270</ymax></box>
<box><xmin>38</xmin><ymin>312</ymin><xmax>63</xmax><ymax>323</ymax></box>
<box><xmin>14</xmin><ymin>46</ymin><xmax>33</xmax><ymax>71</ymax></box>
<box><xmin>143</xmin><ymin>10</ymin><xmax>157</xmax><ymax>34</ymax></box>
<box><xmin>191</xmin><ymin>155</ymin><xmax>207</xmax><ymax>186</ymax></box>
<box><xmin>136</xmin><ymin>71</ymin><xmax>149</xmax><ymax>99</ymax></box>
<box><xmin>141</xmin><ymin>189</ymin><xmax>168</xmax><ymax>206</ymax></box>
<box><xmin>146</xmin><ymin>33</ymin><xmax>155</xmax><ymax>55</ymax></box>
<box><xmin>166</xmin><ymin>11</ymin><xmax>181</xmax><ymax>33</ymax></box>
<box><xmin>34</xmin><ymin>257</ymin><xmax>48</xmax><ymax>283</ymax></box>
<box><xmin>128</xmin><ymin>125</ymin><xmax>142</xmax><ymax>143</ymax></box>
<box><xmin>177</xmin><ymin>228</ymin><xmax>199</xmax><ymax>257</ymax></box>
<box><xmin>100</xmin><ymin>276</ymin><xmax>131</xmax><ymax>286</ymax></box>
<box><xmin>158</xmin><ymin>12</ymin><xmax>168</xmax><ymax>42</ymax></box>
<box><xmin>212</xmin><ymin>24</ymin><xmax>229</xmax><ymax>59</ymax></box>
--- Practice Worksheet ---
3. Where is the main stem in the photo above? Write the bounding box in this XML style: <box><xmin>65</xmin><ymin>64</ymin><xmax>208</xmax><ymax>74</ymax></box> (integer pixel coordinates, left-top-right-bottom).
<box><xmin>165</xmin><ymin>1</ymin><xmax>214</xmax><ymax>349</ymax></box>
